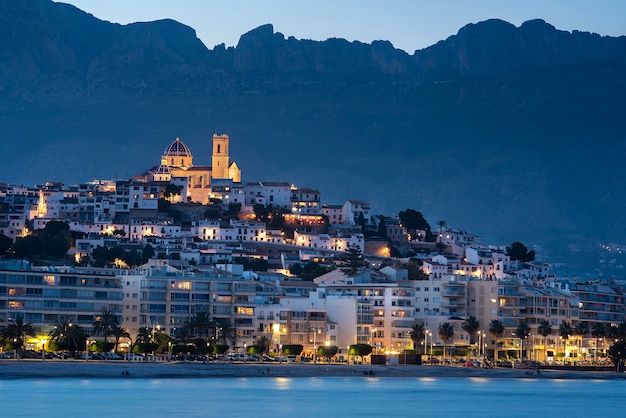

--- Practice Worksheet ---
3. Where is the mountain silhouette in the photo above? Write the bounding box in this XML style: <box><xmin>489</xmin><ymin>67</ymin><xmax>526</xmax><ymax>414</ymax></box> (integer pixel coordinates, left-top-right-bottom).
<box><xmin>2</xmin><ymin>0</ymin><xmax>626</xmax><ymax>275</ymax></box>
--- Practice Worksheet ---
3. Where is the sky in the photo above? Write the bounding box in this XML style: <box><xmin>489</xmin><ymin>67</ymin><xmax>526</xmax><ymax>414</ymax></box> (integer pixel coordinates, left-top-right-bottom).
<box><xmin>58</xmin><ymin>0</ymin><xmax>626</xmax><ymax>53</ymax></box>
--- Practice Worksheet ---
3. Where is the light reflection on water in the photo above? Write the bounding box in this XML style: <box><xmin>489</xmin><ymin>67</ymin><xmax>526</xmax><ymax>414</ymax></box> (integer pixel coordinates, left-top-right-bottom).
<box><xmin>0</xmin><ymin>377</ymin><xmax>623</xmax><ymax>417</ymax></box>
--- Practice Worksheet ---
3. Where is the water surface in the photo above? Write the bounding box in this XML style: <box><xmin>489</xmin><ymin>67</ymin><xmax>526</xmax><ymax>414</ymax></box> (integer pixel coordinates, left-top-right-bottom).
<box><xmin>0</xmin><ymin>377</ymin><xmax>621</xmax><ymax>417</ymax></box>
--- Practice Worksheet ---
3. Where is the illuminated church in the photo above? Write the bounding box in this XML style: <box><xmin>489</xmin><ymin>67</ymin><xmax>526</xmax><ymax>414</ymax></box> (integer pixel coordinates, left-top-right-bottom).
<box><xmin>147</xmin><ymin>134</ymin><xmax>241</xmax><ymax>203</ymax></box>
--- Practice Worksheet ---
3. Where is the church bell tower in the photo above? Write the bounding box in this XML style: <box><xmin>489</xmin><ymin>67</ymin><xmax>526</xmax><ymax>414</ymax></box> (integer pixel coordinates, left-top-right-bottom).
<box><xmin>211</xmin><ymin>134</ymin><xmax>230</xmax><ymax>179</ymax></box>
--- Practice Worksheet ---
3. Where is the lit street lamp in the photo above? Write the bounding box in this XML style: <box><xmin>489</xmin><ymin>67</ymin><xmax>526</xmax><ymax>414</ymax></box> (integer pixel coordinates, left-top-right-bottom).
<box><xmin>371</xmin><ymin>328</ymin><xmax>377</xmax><ymax>355</ymax></box>
<box><xmin>312</xmin><ymin>328</ymin><xmax>321</xmax><ymax>364</ymax></box>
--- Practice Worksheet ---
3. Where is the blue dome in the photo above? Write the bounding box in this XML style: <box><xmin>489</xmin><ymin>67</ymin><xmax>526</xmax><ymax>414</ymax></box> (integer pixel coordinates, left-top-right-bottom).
<box><xmin>163</xmin><ymin>138</ymin><xmax>192</xmax><ymax>157</ymax></box>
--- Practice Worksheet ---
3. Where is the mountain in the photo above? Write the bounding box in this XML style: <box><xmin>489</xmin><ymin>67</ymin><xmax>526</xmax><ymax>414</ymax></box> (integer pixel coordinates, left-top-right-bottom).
<box><xmin>2</xmin><ymin>0</ymin><xmax>626</xmax><ymax>276</ymax></box>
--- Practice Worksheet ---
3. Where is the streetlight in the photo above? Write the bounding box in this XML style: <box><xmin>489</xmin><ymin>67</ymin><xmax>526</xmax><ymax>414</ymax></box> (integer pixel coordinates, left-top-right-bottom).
<box><xmin>312</xmin><ymin>328</ymin><xmax>321</xmax><ymax>364</ymax></box>
<box><xmin>41</xmin><ymin>338</ymin><xmax>45</xmax><ymax>361</ymax></box>
<box><xmin>371</xmin><ymin>328</ymin><xmax>377</xmax><ymax>355</ymax></box>
<box><xmin>325</xmin><ymin>340</ymin><xmax>330</xmax><ymax>363</ymax></box>
<box><xmin>244</xmin><ymin>343</ymin><xmax>247</xmax><ymax>364</ymax></box>
<box><xmin>168</xmin><ymin>341</ymin><xmax>172</xmax><ymax>362</ymax></box>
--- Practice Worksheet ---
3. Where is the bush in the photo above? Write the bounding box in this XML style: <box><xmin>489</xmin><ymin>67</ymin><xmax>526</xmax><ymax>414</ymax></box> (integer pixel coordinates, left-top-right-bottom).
<box><xmin>282</xmin><ymin>344</ymin><xmax>304</xmax><ymax>355</ymax></box>
<box><xmin>349</xmin><ymin>344</ymin><xmax>372</xmax><ymax>357</ymax></box>
<box><xmin>91</xmin><ymin>340</ymin><xmax>114</xmax><ymax>353</ymax></box>
<box><xmin>211</xmin><ymin>344</ymin><xmax>230</xmax><ymax>355</ymax></box>
<box><xmin>247</xmin><ymin>345</ymin><xmax>267</xmax><ymax>355</ymax></box>
<box><xmin>454</xmin><ymin>348</ymin><xmax>469</xmax><ymax>357</ymax></box>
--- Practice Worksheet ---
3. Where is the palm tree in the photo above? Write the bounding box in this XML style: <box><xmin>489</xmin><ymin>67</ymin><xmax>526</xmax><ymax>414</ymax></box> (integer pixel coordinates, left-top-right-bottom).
<box><xmin>214</xmin><ymin>318</ymin><xmax>237</xmax><ymax>348</ymax></box>
<box><xmin>254</xmin><ymin>335</ymin><xmax>272</xmax><ymax>356</ymax></box>
<box><xmin>591</xmin><ymin>322</ymin><xmax>606</xmax><ymax>364</ymax></box>
<box><xmin>438</xmin><ymin>322</ymin><xmax>454</xmax><ymax>364</ymax></box>
<box><xmin>48</xmin><ymin>318</ymin><xmax>86</xmax><ymax>358</ymax></box>
<box><xmin>1</xmin><ymin>317</ymin><xmax>35</xmax><ymax>359</ymax></box>
<box><xmin>462</xmin><ymin>316</ymin><xmax>480</xmax><ymax>355</ymax></box>
<box><xmin>135</xmin><ymin>327</ymin><xmax>154</xmax><ymax>354</ymax></box>
<box><xmin>175</xmin><ymin>325</ymin><xmax>193</xmax><ymax>362</ymax></box>
<box><xmin>488</xmin><ymin>319</ymin><xmax>505</xmax><ymax>360</ymax></box>
<box><xmin>515</xmin><ymin>322</ymin><xmax>531</xmax><ymax>361</ymax></box>
<box><xmin>575</xmin><ymin>322</ymin><xmax>589</xmax><ymax>361</ymax></box>
<box><xmin>558</xmin><ymin>321</ymin><xmax>574</xmax><ymax>364</ymax></box>
<box><xmin>409</xmin><ymin>322</ymin><xmax>426</xmax><ymax>354</ymax></box>
<box><xmin>436</xmin><ymin>220</ymin><xmax>447</xmax><ymax>241</ymax></box>
<box><xmin>187</xmin><ymin>311</ymin><xmax>212</xmax><ymax>340</ymax></box>
<box><xmin>92</xmin><ymin>307</ymin><xmax>119</xmax><ymax>349</ymax></box>
<box><xmin>111</xmin><ymin>325</ymin><xmax>131</xmax><ymax>353</ymax></box>
<box><xmin>537</xmin><ymin>319</ymin><xmax>553</xmax><ymax>363</ymax></box>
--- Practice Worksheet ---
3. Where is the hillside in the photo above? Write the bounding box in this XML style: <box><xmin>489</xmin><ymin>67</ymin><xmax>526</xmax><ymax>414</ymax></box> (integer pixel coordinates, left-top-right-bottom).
<box><xmin>1</xmin><ymin>0</ymin><xmax>626</xmax><ymax>275</ymax></box>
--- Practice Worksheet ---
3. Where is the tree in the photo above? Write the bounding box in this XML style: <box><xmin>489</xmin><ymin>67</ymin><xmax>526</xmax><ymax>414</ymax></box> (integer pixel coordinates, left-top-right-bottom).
<box><xmin>13</xmin><ymin>235</ymin><xmax>43</xmax><ymax>258</ymax></box>
<box><xmin>436</xmin><ymin>220</ymin><xmax>447</xmax><ymax>242</ymax></box>
<box><xmin>92</xmin><ymin>307</ymin><xmax>119</xmax><ymax>348</ymax></box>
<box><xmin>142</xmin><ymin>244</ymin><xmax>155</xmax><ymax>263</ymax></box>
<box><xmin>608</xmin><ymin>339</ymin><xmax>626</xmax><ymax>373</ymax></box>
<box><xmin>48</xmin><ymin>318</ymin><xmax>87</xmax><ymax>358</ymax></box>
<box><xmin>506</xmin><ymin>241</ymin><xmax>536</xmax><ymax>262</ymax></box>
<box><xmin>318</xmin><ymin>344</ymin><xmax>339</xmax><ymax>361</ymax></box>
<box><xmin>253</xmin><ymin>204</ymin><xmax>270</xmax><ymax>223</ymax></box>
<box><xmin>515</xmin><ymin>322</ymin><xmax>531</xmax><ymax>360</ymax></box>
<box><xmin>558</xmin><ymin>321</ymin><xmax>574</xmax><ymax>363</ymax></box>
<box><xmin>289</xmin><ymin>261</ymin><xmax>330</xmax><ymax>281</ymax></box>
<box><xmin>227</xmin><ymin>202</ymin><xmax>241</xmax><ymax>217</ymax></box>
<box><xmin>406</xmin><ymin>259</ymin><xmax>429</xmax><ymax>280</ymax></box>
<box><xmin>135</xmin><ymin>327</ymin><xmax>157</xmax><ymax>354</ymax></box>
<box><xmin>39</xmin><ymin>221</ymin><xmax>73</xmax><ymax>258</ymax></box>
<box><xmin>187</xmin><ymin>311</ymin><xmax>212</xmax><ymax>340</ymax></box>
<box><xmin>489</xmin><ymin>319</ymin><xmax>505</xmax><ymax>360</ymax></box>
<box><xmin>398</xmin><ymin>209</ymin><xmax>434</xmax><ymax>241</ymax></box>
<box><xmin>591</xmin><ymin>322</ymin><xmax>606</xmax><ymax>364</ymax></box>
<box><xmin>337</xmin><ymin>243</ymin><xmax>367</xmax><ymax>277</ymax></box>
<box><xmin>111</xmin><ymin>325</ymin><xmax>131</xmax><ymax>353</ymax></box>
<box><xmin>462</xmin><ymin>316</ymin><xmax>480</xmax><ymax>346</ymax></box>
<box><xmin>165</xmin><ymin>184</ymin><xmax>182</xmax><ymax>200</ymax></box>
<box><xmin>214</xmin><ymin>319</ymin><xmax>237</xmax><ymax>348</ymax></box>
<box><xmin>349</xmin><ymin>344</ymin><xmax>372</xmax><ymax>363</ymax></box>
<box><xmin>0</xmin><ymin>232</ymin><xmax>12</xmax><ymax>257</ymax></box>
<box><xmin>376</xmin><ymin>216</ymin><xmax>388</xmax><ymax>239</ymax></box>
<box><xmin>254</xmin><ymin>335</ymin><xmax>272</xmax><ymax>355</ymax></box>
<box><xmin>575</xmin><ymin>322</ymin><xmax>589</xmax><ymax>360</ymax></box>
<box><xmin>537</xmin><ymin>319</ymin><xmax>553</xmax><ymax>362</ymax></box>
<box><xmin>268</xmin><ymin>211</ymin><xmax>285</xmax><ymax>229</ymax></box>
<box><xmin>409</xmin><ymin>322</ymin><xmax>426</xmax><ymax>354</ymax></box>
<box><xmin>438</xmin><ymin>322</ymin><xmax>454</xmax><ymax>364</ymax></box>
<box><xmin>1</xmin><ymin>317</ymin><xmax>35</xmax><ymax>359</ymax></box>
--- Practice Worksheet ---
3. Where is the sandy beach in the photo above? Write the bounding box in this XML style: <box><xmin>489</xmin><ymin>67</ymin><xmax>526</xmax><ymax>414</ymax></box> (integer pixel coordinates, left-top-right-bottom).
<box><xmin>1</xmin><ymin>360</ymin><xmax>624</xmax><ymax>380</ymax></box>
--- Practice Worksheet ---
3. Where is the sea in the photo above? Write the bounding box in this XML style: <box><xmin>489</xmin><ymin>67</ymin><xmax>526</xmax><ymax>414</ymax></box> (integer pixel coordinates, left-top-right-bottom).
<box><xmin>0</xmin><ymin>376</ymin><xmax>623</xmax><ymax>417</ymax></box>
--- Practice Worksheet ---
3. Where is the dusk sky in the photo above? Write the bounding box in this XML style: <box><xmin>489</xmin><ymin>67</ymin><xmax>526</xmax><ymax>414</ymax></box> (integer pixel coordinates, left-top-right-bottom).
<box><xmin>59</xmin><ymin>0</ymin><xmax>626</xmax><ymax>53</ymax></box>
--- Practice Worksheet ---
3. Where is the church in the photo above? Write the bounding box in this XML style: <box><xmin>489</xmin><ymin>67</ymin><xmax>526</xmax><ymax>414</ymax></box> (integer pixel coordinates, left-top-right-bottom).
<box><xmin>145</xmin><ymin>134</ymin><xmax>241</xmax><ymax>203</ymax></box>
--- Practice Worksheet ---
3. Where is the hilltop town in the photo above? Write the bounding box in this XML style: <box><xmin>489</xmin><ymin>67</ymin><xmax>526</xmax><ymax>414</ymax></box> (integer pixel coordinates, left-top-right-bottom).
<box><xmin>1</xmin><ymin>134</ymin><xmax>624</xmax><ymax>366</ymax></box>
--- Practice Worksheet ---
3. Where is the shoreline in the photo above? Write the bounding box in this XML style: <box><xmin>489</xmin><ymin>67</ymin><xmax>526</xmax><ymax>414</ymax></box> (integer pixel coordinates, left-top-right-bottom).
<box><xmin>1</xmin><ymin>360</ymin><xmax>625</xmax><ymax>380</ymax></box>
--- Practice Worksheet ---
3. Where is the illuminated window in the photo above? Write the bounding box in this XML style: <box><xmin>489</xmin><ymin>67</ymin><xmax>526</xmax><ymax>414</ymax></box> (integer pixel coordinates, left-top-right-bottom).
<box><xmin>236</xmin><ymin>307</ymin><xmax>254</xmax><ymax>315</ymax></box>
<box><xmin>172</xmin><ymin>281</ymin><xmax>191</xmax><ymax>290</ymax></box>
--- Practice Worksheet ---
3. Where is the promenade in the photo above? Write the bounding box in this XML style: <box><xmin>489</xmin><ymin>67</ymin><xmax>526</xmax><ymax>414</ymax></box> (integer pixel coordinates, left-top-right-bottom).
<box><xmin>1</xmin><ymin>360</ymin><xmax>624</xmax><ymax>380</ymax></box>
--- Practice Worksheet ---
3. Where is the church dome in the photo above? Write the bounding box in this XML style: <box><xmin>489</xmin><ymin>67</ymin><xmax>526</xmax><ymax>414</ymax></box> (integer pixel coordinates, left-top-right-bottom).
<box><xmin>154</xmin><ymin>164</ymin><xmax>171</xmax><ymax>175</ymax></box>
<box><xmin>163</xmin><ymin>138</ymin><xmax>192</xmax><ymax>157</ymax></box>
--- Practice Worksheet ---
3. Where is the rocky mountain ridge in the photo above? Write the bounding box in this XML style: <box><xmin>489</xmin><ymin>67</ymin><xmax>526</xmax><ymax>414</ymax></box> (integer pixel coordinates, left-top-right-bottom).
<box><xmin>1</xmin><ymin>0</ymin><xmax>626</xmax><ymax>276</ymax></box>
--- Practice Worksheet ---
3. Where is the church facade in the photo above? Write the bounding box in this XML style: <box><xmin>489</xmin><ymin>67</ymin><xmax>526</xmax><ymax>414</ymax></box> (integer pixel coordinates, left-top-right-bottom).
<box><xmin>147</xmin><ymin>134</ymin><xmax>241</xmax><ymax>203</ymax></box>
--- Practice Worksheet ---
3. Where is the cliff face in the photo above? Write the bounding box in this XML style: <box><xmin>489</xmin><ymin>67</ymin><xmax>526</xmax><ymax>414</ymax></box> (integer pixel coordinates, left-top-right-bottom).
<box><xmin>2</xmin><ymin>0</ymin><xmax>626</xmax><ymax>274</ymax></box>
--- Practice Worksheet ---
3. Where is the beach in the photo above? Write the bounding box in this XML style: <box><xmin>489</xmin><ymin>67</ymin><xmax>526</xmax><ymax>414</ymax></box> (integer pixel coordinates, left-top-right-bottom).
<box><xmin>1</xmin><ymin>360</ymin><xmax>623</xmax><ymax>380</ymax></box>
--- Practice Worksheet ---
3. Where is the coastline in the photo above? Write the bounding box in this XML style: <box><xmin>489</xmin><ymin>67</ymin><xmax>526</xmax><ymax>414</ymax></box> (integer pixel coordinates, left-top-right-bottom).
<box><xmin>1</xmin><ymin>360</ymin><xmax>624</xmax><ymax>380</ymax></box>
